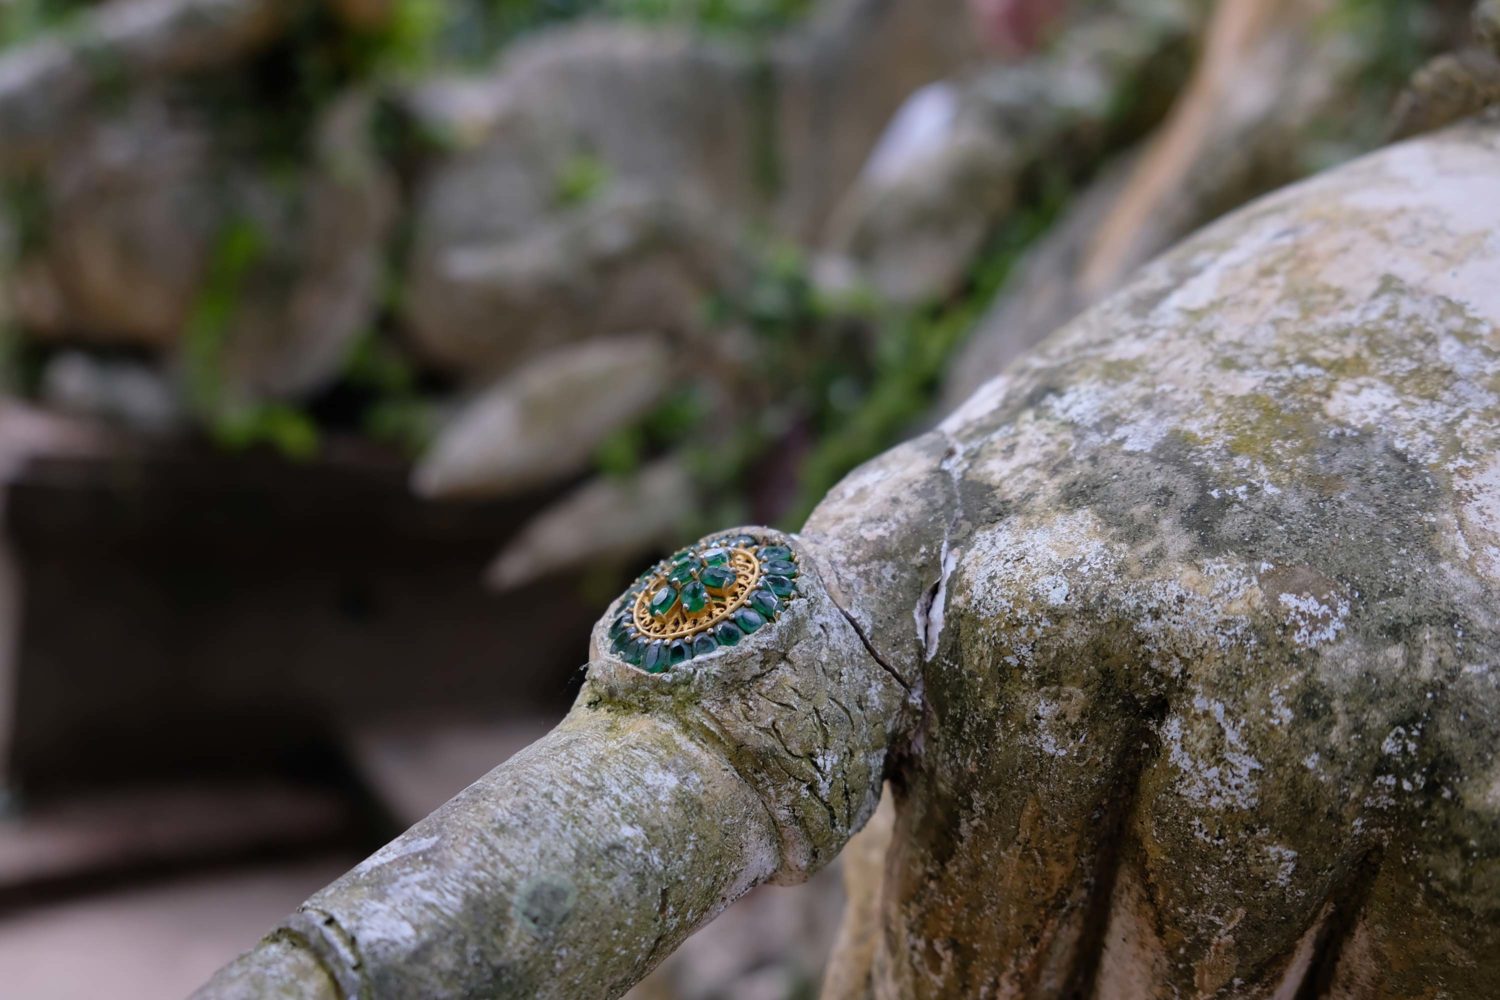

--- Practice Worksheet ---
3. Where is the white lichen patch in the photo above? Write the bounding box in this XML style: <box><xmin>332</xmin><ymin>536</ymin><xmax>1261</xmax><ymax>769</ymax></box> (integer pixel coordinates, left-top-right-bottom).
<box><xmin>1457</xmin><ymin>455</ymin><xmax>1500</xmax><ymax>580</ymax></box>
<box><xmin>1334</xmin><ymin>126</ymin><xmax>1500</xmax><ymax>322</ymax></box>
<box><xmin>1264</xmin><ymin>844</ymin><xmax>1299</xmax><ymax>888</ymax></box>
<box><xmin>1277</xmin><ymin>591</ymin><xmax>1350</xmax><ymax>648</ymax></box>
<box><xmin>1016</xmin><ymin>686</ymin><xmax>1093</xmax><ymax>761</ymax></box>
<box><xmin>1123</xmin><ymin>559</ymin><xmax>1262</xmax><ymax>663</ymax></box>
<box><xmin>960</xmin><ymin>409</ymin><xmax>1075</xmax><ymax>502</ymax></box>
<box><xmin>1314</xmin><ymin>286</ymin><xmax>1500</xmax><ymax>472</ymax></box>
<box><xmin>955</xmin><ymin>509</ymin><xmax>1123</xmax><ymax>624</ymax></box>
<box><xmin>1039</xmin><ymin>380</ymin><xmax>1179</xmax><ymax>455</ymax></box>
<box><xmin>1266</xmin><ymin>685</ymin><xmax>1294</xmax><ymax>727</ymax></box>
<box><xmin>1161</xmin><ymin>695</ymin><xmax>1264</xmax><ymax>813</ymax></box>
<box><xmin>1381</xmin><ymin>725</ymin><xmax>1420</xmax><ymax>759</ymax></box>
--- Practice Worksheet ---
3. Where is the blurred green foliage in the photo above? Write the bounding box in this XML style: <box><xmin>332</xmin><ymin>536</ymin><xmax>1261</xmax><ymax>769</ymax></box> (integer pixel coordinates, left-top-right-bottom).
<box><xmin>343</xmin><ymin>331</ymin><xmax>439</xmax><ymax>455</ymax></box>
<box><xmin>211</xmin><ymin>402</ymin><xmax>322</xmax><ymax>459</ymax></box>
<box><xmin>604</xmin><ymin>0</ymin><xmax>811</xmax><ymax>34</ymax></box>
<box><xmin>418</xmin><ymin>0</ymin><xmax>811</xmax><ymax>65</ymax></box>
<box><xmin>1302</xmin><ymin>0</ymin><xmax>1466</xmax><ymax>168</ymax></box>
<box><xmin>553</xmin><ymin>153</ymin><xmax>613</xmax><ymax>207</ymax></box>
<box><xmin>1333</xmin><ymin>0</ymin><xmax>1448</xmax><ymax>88</ymax></box>
<box><xmin>182</xmin><ymin>220</ymin><xmax>320</xmax><ymax>460</ymax></box>
<box><xmin>8</xmin><ymin>0</ymin><xmax>1461</xmax><ymax>509</ymax></box>
<box><xmin>0</xmin><ymin>173</ymin><xmax>48</xmax><ymax>258</ymax></box>
<box><xmin>587</xmin><ymin>178</ymin><xmax>1065</xmax><ymax>534</ymax></box>
<box><xmin>789</xmin><ymin>194</ymin><xmax>1068</xmax><ymax>523</ymax></box>
<box><xmin>0</xmin><ymin>0</ymin><xmax>83</xmax><ymax>48</ymax></box>
<box><xmin>182</xmin><ymin>221</ymin><xmax>265</xmax><ymax>421</ymax></box>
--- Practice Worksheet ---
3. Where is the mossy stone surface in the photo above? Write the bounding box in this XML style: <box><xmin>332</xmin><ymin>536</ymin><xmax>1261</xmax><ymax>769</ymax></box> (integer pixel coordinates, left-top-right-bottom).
<box><xmin>804</xmin><ymin>120</ymin><xmax>1500</xmax><ymax>997</ymax></box>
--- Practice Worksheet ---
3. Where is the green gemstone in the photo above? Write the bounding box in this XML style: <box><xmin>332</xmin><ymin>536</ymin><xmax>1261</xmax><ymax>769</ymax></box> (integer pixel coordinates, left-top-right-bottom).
<box><xmin>734</xmin><ymin>608</ymin><xmax>765</xmax><ymax>634</ymax></box>
<box><xmin>608</xmin><ymin>613</ymin><xmax>631</xmax><ymax>641</ymax></box>
<box><xmin>681</xmin><ymin>581</ymin><xmax>709</xmax><ymax>615</ymax></box>
<box><xmin>622</xmin><ymin>636</ymin><xmax>646</xmax><ymax>665</ymax></box>
<box><xmin>749</xmin><ymin>589</ymin><xmax>779</xmax><ymax>618</ymax></box>
<box><xmin>700</xmin><ymin>565</ymin><xmax>737</xmax><ymax>592</ymax></box>
<box><xmin>726</xmin><ymin>534</ymin><xmax>758</xmax><ymax>548</ymax></box>
<box><xmin>765</xmin><ymin>575</ymin><xmax>795</xmax><ymax>598</ymax></box>
<box><xmin>668</xmin><ymin>562</ymin><xmax>698</xmax><ymax>586</ymax></box>
<box><xmin>649</xmin><ymin>585</ymin><xmax>679</xmax><ymax>617</ymax></box>
<box><xmin>669</xmin><ymin>640</ymin><xmax>690</xmax><ymax>665</ymax></box>
<box><xmin>643</xmin><ymin>641</ymin><xmax>671</xmax><ymax>673</ymax></box>
<box><xmin>715</xmin><ymin>622</ymin><xmax>741</xmax><ymax>646</ymax></box>
<box><xmin>763</xmin><ymin>559</ymin><xmax>798</xmax><ymax>578</ymax></box>
<box><xmin>701</xmin><ymin>547</ymin><xmax>731</xmax><ymax>566</ymax></box>
<box><xmin>692</xmin><ymin>633</ymin><xmax>718</xmax><ymax>656</ymax></box>
<box><xmin>758</xmin><ymin>545</ymin><xmax>792</xmax><ymax>562</ymax></box>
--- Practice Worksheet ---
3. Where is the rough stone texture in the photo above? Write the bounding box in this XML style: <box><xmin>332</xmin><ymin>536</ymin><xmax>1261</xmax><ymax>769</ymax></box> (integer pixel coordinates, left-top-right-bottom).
<box><xmin>196</xmin><ymin>121</ymin><xmax>1500</xmax><ymax>999</ymax></box>
<box><xmin>807</xmin><ymin>118</ymin><xmax>1500</xmax><ymax>996</ymax></box>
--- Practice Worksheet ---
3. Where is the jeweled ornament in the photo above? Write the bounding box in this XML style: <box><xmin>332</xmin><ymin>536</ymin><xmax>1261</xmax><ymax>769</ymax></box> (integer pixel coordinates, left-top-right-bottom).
<box><xmin>607</xmin><ymin>533</ymin><xmax>801</xmax><ymax>672</ymax></box>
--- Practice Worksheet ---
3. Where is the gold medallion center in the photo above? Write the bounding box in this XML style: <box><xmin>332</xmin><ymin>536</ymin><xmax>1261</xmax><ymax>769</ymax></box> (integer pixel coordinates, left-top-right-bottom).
<box><xmin>631</xmin><ymin>547</ymin><xmax>762</xmax><ymax>640</ymax></box>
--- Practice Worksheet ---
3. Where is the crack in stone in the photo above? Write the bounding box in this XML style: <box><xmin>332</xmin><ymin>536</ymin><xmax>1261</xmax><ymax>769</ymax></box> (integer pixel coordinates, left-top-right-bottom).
<box><xmin>263</xmin><ymin>927</ymin><xmax>349</xmax><ymax>1000</ymax></box>
<box><xmin>805</xmin><ymin>552</ymin><xmax>914</xmax><ymax>694</ymax></box>
<box><xmin>834</xmin><ymin>600</ymin><xmax>914</xmax><ymax>693</ymax></box>
<box><xmin>811</xmin><ymin>705</ymin><xmax>832</xmax><ymax>748</ymax></box>
<box><xmin>756</xmin><ymin>691</ymin><xmax>800</xmax><ymax>714</ymax></box>
<box><xmin>280</xmin><ymin>906</ymin><xmax>367</xmax><ymax>1000</ymax></box>
<box><xmin>916</xmin><ymin>429</ymin><xmax>971</xmax><ymax>665</ymax></box>
<box><xmin>829</xmin><ymin>692</ymin><xmax>858</xmax><ymax>730</ymax></box>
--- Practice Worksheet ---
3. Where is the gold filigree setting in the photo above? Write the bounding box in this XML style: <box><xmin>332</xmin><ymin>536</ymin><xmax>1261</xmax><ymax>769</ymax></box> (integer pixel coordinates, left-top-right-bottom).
<box><xmin>607</xmin><ymin>533</ymin><xmax>801</xmax><ymax>673</ymax></box>
<box><xmin>632</xmin><ymin>548</ymin><xmax>761</xmax><ymax>640</ymax></box>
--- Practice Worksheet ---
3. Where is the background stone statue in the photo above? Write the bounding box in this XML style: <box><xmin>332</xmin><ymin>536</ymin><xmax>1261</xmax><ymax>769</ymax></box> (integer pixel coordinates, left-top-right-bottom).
<box><xmin>193</xmin><ymin>99</ymin><xmax>1500</xmax><ymax>1000</ymax></box>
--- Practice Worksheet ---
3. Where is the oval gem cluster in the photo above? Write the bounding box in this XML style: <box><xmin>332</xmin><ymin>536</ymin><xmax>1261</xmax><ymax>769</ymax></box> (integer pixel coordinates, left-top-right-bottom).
<box><xmin>607</xmin><ymin>533</ymin><xmax>800</xmax><ymax>673</ymax></box>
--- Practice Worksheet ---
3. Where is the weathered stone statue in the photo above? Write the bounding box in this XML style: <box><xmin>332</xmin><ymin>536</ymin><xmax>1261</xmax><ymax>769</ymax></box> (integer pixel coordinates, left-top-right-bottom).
<box><xmin>194</xmin><ymin>114</ymin><xmax>1500</xmax><ymax>999</ymax></box>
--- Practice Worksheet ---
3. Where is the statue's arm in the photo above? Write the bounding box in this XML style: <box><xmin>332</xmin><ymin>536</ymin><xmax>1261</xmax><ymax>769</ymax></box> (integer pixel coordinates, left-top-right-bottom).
<box><xmin>192</xmin><ymin>527</ymin><xmax>910</xmax><ymax>999</ymax></box>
